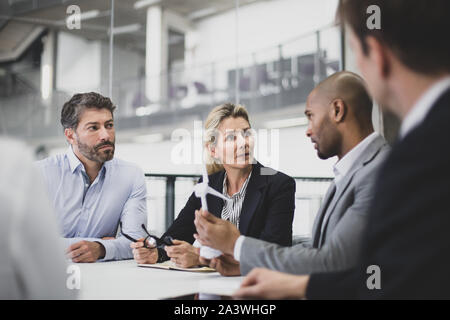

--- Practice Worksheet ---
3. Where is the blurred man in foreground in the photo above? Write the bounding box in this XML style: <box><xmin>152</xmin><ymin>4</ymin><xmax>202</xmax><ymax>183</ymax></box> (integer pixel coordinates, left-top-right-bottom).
<box><xmin>234</xmin><ymin>0</ymin><xmax>450</xmax><ymax>299</ymax></box>
<box><xmin>0</xmin><ymin>137</ymin><xmax>74</xmax><ymax>299</ymax></box>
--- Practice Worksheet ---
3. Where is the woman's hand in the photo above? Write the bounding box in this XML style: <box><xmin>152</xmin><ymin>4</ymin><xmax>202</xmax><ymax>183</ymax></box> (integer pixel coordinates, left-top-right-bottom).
<box><xmin>130</xmin><ymin>238</ymin><xmax>158</xmax><ymax>264</ymax></box>
<box><xmin>165</xmin><ymin>240</ymin><xmax>200</xmax><ymax>268</ymax></box>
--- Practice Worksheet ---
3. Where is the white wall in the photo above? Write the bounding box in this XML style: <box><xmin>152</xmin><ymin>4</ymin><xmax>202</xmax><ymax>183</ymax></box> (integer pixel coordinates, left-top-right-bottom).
<box><xmin>50</xmin><ymin>125</ymin><xmax>335</xmax><ymax>177</ymax></box>
<box><xmin>111</xmin><ymin>125</ymin><xmax>335</xmax><ymax>178</ymax></box>
<box><xmin>278</xmin><ymin>125</ymin><xmax>335</xmax><ymax>177</ymax></box>
<box><xmin>56</xmin><ymin>32</ymin><xmax>144</xmax><ymax>97</ymax></box>
<box><xmin>56</xmin><ymin>32</ymin><xmax>101</xmax><ymax>93</ymax></box>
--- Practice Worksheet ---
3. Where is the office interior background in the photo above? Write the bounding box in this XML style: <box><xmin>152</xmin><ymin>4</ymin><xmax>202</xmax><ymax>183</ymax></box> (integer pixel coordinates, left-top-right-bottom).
<box><xmin>0</xmin><ymin>0</ymin><xmax>397</xmax><ymax>240</ymax></box>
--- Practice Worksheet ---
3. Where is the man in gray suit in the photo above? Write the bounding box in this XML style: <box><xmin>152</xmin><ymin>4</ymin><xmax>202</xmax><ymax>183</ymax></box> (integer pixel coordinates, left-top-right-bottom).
<box><xmin>194</xmin><ymin>71</ymin><xmax>390</xmax><ymax>276</ymax></box>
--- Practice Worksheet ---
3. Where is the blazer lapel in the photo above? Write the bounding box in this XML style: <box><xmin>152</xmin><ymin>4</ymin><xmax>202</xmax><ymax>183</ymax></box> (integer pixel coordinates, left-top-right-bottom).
<box><xmin>312</xmin><ymin>181</ymin><xmax>336</xmax><ymax>248</ymax></box>
<box><xmin>206</xmin><ymin>170</ymin><xmax>225</xmax><ymax>218</ymax></box>
<box><xmin>318</xmin><ymin>166</ymin><xmax>359</xmax><ymax>246</ymax></box>
<box><xmin>318</xmin><ymin>135</ymin><xmax>387</xmax><ymax>246</ymax></box>
<box><xmin>238</xmin><ymin>162</ymin><xmax>267</xmax><ymax>235</ymax></box>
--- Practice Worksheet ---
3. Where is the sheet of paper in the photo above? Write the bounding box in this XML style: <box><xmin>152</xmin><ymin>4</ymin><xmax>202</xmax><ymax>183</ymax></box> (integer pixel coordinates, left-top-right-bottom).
<box><xmin>138</xmin><ymin>260</ymin><xmax>216</xmax><ymax>273</ymax></box>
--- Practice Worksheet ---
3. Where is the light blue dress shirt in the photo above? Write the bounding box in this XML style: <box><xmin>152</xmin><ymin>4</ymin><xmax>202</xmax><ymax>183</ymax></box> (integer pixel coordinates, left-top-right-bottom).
<box><xmin>36</xmin><ymin>147</ymin><xmax>147</xmax><ymax>261</ymax></box>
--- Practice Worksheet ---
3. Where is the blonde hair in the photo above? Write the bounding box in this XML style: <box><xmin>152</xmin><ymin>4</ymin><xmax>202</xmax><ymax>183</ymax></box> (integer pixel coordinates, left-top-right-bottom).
<box><xmin>204</xmin><ymin>103</ymin><xmax>251</xmax><ymax>175</ymax></box>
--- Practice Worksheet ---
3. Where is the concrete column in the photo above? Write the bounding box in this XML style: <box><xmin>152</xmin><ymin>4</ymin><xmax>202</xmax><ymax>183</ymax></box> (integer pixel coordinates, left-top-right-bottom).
<box><xmin>145</xmin><ymin>5</ymin><xmax>167</xmax><ymax>103</ymax></box>
<box><xmin>41</xmin><ymin>30</ymin><xmax>56</xmax><ymax>124</ymax></box>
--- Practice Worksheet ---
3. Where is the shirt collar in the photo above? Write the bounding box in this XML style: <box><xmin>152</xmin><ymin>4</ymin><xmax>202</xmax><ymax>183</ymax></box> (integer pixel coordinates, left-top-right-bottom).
<box><xmin>223</xmin><ymin>171</ymin><xmax>252</xmax><ymax>198</ymax></box>
<box><xmin>66</xmin><ymin>146</ymin><xmax>110</xmax><ymax>175</ymax></box>
<box><xmin>400</xmin><ymin>76</ymin><xmax>450</xmax><ymax>139</ymax></box>
<box><xmin>66</xmin><ymin>146</ymin><xmax>83</xmax><ymax>173</ymax></box>
<box><xmin>333</xmin><ymin>132</ymin><xmax>380</xmax><ymax>184</ymax></box>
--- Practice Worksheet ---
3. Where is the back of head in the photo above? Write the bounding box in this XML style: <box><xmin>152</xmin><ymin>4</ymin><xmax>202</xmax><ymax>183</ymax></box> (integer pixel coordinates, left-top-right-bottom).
<box><xmin>338</xmin><ymin>0</ymin><xmax>450</xmax><ymax>75</ymax></box>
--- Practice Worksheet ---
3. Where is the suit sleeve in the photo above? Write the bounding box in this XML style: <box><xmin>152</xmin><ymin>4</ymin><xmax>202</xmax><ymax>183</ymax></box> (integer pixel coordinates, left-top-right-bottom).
<box><xmin>312</xmin><ymin>102</ymin><xmax>450</xmax><ymax>299</ymax></box>
<box><xmin>357</xmin><ymin>127</ymin><xmax>450</xmax><ymax>299</ymax></box>
<box><xmin>306</xmin><ymin>268</ymin><xmax>360</xmax><ymax>299</ymax></box>
<box><xmin>257</xmin><ymin>175</ymin><xmax>296</xmax><ymax>247</ymax></box>
<box><xmin>157</xmin><ymin>188</ymin><xmax>201</xmax><ymax>262</ymax></box>
<box><xmin>239</xmin><ymin>158</ymin><xmax>381</xmax><ymax>276</ymax></box>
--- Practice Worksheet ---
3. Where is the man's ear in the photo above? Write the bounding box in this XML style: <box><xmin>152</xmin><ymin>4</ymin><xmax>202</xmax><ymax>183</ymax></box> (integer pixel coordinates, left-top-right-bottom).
<box><xmin>365</xmin><ymin>36</ymin><xmax>391</xmax><ymax>78</ymax></box>
<box><xmin>64</xmin><ymin>128</ymin><xmax>76</xmax><ymax>145</ymax></box>
<box><xmin>331</xmin><ymin>98</ymin><xmax>346</xmax><ymax>123</ymax></box>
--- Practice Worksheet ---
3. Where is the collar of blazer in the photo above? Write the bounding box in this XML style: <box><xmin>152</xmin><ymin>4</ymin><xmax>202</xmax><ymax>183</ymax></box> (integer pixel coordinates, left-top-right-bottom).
<box><xmin>317</xmin><ymin>134</ymin><xmax>388</xmax><ymax>242</ymax></box>
<box><xmin>206</xmin><ymin>161</ymin><xmax>268</xmax><ymax>235</ymax></box>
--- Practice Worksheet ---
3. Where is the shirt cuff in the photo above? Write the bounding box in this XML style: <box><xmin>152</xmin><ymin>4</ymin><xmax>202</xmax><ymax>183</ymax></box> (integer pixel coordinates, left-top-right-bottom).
<box><xmin>63</xmin><ymin>237</ymin><xmax>78</xmax><ymax>248</ymax></box>
<box><xmin>233</xmin><ymin>235</ymin><xmax>246</xmax><ymax>262</ymax></box>
<box><xmin>95</xmin><ymin>239</ymin><xmax>116</xmax><ymax>261</ymax></box>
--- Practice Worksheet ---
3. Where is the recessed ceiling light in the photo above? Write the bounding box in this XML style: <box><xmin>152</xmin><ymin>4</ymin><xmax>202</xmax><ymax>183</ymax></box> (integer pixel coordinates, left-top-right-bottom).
<box><xmin>109</xmin><ymin>23</ymin><xmax>142</xmax><ymax>35</ymax></box>
<box><xmin>134</xmin><ymin>0</ymin><xmax>162</xmax><ymax>10</ymax></box>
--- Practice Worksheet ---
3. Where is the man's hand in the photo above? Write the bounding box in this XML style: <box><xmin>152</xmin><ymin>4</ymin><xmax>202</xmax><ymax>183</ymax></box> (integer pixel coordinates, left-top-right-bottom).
<box><xmin>130</xmin><ymin>238</ymin><xmax>158</xmax><ymax>264</ymax></box>
<box><xmin>199</xmin><ymin>254</ymin><xmax>241</xmax><ymax>276</ymax></box>
<box><xmin>67</xmin><ymin>240</ymin><xmax>105</xmax><ymax>263</ymax></box>
<box><xmin>165</xmin><ymin>240</ymin><xmax>200</xmax><ymax>268</ymax></box>
<box><xmin>194</xmin><ymin>209</ymin><xmax>240</xmax><ymax>255</ymax></box>
<box><xmin>233</xmin><ymin>268</ymin><xmax>310</xmax><ymax>299</ymax></box>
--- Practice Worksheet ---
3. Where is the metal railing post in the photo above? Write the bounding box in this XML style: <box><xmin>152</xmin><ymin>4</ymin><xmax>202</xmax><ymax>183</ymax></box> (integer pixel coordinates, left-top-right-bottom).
<box><xmin>277</xmin><ymin>44</ymin><xmax>283</xmax><ymax>108</ymax></box>
<box><xmin>314</xmin><ymin>30</ymin><xmax>321</xmax><ymax>85</ymax></box>
<box><xmin>165</xmin><ymin>176</ymin><xmax>176</xmax><ymax>229</ymax></box>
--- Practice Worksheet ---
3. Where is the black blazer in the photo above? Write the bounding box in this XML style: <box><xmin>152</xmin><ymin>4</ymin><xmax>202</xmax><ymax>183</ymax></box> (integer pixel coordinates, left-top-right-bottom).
<box><xmin>158</xmin><ymin>161</ymin><xmax>296</xmax><ymax>262</ymax></box>
<box><xmin>307</xmin><ymin>88</ymin><xmax>450</xmax><ymax>299</ymax></box>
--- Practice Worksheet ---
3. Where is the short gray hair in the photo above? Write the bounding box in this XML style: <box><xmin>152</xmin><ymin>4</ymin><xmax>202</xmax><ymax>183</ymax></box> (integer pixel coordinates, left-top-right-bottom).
<box><xmin>61</xmin><ymin>92</ymin><xmax>116</xmax><ymax>130</ymax></box>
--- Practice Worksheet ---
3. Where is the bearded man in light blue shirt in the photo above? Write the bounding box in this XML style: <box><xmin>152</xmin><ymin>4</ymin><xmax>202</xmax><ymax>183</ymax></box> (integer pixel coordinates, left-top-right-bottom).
<box><xmin>36</xmin><ymin>92</ymin><xmax>147</xmax><ymax>262</ymax></box>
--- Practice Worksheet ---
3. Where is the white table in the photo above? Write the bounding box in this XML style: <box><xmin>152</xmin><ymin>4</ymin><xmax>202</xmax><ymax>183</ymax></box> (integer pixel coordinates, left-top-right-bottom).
<box><xmin>75</xmin><ymin>260</ymin><xmax>244</xmax><ymax>300</ymax></box>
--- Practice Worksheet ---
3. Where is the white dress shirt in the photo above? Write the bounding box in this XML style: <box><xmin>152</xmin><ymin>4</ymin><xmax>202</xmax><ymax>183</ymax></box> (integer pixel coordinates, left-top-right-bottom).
<box><xmin>0</xmin><ymin>138</ymin><xmax>75</xmax><ymax>299</ymax></box>
<box><xmin>333</xmin><ymin>132</ymin><xmax>380</xmax><ymax>192</ymax></box>
<box><xmin>399</xmin><ymin>76</ymin><xmax>450</xmax><ymax>139</ymax></box>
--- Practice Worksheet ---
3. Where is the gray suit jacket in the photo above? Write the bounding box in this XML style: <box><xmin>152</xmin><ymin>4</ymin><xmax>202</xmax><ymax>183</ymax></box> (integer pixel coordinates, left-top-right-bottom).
<box><xmin>239</xmin><ymin>134</ymin><xmax>390</xmax><ymax>275</ymax></box>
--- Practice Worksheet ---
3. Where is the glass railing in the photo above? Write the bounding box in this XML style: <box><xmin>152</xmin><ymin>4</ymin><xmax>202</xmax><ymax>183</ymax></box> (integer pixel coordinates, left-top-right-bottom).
<box><xmin>144</xmin><ymin>173</ymin><xmax>333</xmax><ymax>239</ymax></box>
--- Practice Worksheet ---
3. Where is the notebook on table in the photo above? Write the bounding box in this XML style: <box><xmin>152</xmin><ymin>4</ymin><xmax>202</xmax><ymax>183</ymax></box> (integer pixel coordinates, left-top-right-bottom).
<box><xmin>138</xmin><ymin>260</ymin><xmax>216</xmax><ymax>273</ymax></box>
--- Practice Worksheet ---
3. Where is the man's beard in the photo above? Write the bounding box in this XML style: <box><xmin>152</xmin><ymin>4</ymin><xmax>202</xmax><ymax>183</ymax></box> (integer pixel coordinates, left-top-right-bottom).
<box><xmin>76</xmin><ymin>137</ymin><xmax>115</xmax><ymax>164</ymax></box>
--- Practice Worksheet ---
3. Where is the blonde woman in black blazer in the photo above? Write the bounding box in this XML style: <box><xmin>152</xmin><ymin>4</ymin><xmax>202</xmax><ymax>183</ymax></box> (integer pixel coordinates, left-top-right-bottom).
<box><xmin>131</xmin><ymin>103</ymin><xmax>295</xmax><ymax>268</ymax></box>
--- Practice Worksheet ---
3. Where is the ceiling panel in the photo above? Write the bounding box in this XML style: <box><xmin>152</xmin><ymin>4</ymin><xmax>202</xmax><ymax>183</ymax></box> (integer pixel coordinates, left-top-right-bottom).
<box><xmin>2</xmin><ymin>0</ymin><xmax>272</xmax><ymax>52</ymax></box>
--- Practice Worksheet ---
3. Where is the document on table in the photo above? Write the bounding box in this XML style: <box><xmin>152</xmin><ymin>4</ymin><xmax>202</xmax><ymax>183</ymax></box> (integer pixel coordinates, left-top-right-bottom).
<box><xmin>138</xmin><ymin>260</ymin><xmax>216</xmax><ymax>272</ymax></box>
